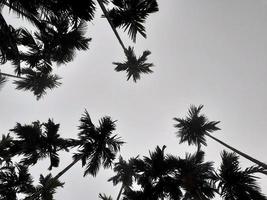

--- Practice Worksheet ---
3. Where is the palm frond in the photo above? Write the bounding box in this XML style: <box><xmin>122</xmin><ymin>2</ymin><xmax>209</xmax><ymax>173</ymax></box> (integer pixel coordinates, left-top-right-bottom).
<box><xmin>0</xmin><ymin>73</ymin><xmax>7</xmax><ymax>89</ymax></box>
<box><xmin>76</xmin><ymin>111</ymin><xmax>123</xmax><ymax>177</ymax></box>
<box><xmin>99</xmin><ymin>193</ymin><xmax>113</xmax><ymax>200</ymax></box>
<box><xmin>26</xmin><ymin>174</ymin><xmax>64</xmax><ymax>200</ymax></box>
<box><xmin>113</xmin><ymin>46</ymin><xmax>153</xmax><ymax>82</ymax></box>
<box><xmin>107</xmin><ymin>0</ymin><xmax>159</xmax><ymax>42</ymax></box>
<box><xmin>217</xmin><ymin>151</ymin><xmax>267</xmax><ymax>200</ymax></box>
<box><xmin>173</xmin><ymin>105</ymin><xmax>220</xmax><ymax>148</ymax></box>
<box><xmin>13</xmin><ymin>68</ymin><xmax>61</xmax><ymax>100</ymax></box>
<box><xmin>0</xmin><ymin>13</ymin><xmax>21</xmax><ymax>74</ymax></box>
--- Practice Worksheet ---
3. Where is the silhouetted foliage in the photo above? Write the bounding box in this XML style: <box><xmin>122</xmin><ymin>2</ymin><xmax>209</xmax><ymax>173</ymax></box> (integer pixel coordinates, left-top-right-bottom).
<box><xmin>0</xmin><ymin>74</ymin><xmax>7</xmax><ymax>89</ymax></box>
<box><xmin>0</xmin><ymin>0</ymin><xmax>158</xmax><ymax>98</ymax></box>
<box><xmin>99</xmin><ymin>193</ymin><xmax>113</xmax><ymax>200</ymax></box>
<box><xmin>173</xmin><ymin>105</ymin><xmax>267</xmax><ymax>171</ymax></box>
<box><xmin>0</xmin><ymin>164</ymin><xmax>34</xmax><ymax>200</ymax></box>
<box><xmin>74</xmin><ymin>110</ymin><xmax>124</xmax><ymax>176</ymax></box>
<box><xmin>106</xmin><ymin>0</ymin><xmax>159</xmax><ymax>42</ymax></box>
<box><xmin>26</xmin><ymin>174</ymin><xmax>64</xmax><ymax>200</ymax></box>
<box><xmin>114</xmin><ymin>47</ymin><xmax>153</xmax><ymax>82</ymax></box>
<box><xmin>174</xmin><ymin>105</ymin><xmax>220</xmax><ymax>149</ymax></box>
<box><xmin>13</xmin><ymin>68</ymin><xmax>61</xmax><ymax>100</ymax></box>
<box><xmin>1</xmin><ymin>106</ymin><xmax>266</xmax><ymax>200</ymax></box>
<box><xmin>216</xmin><ymin>151</ymin><xmax>267</xmax><ymax>200</ymax></box>
<box><xmin>9</xmin><ymin>119</ymin><xmax>75</xmax><ymax>169</ymax></box>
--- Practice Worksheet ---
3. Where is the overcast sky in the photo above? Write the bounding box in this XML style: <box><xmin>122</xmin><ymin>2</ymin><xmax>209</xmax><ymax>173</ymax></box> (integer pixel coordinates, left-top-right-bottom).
<box><xmin>1</xmin><ymin>0</ymin><xmax>267</xmax><ymax>199</ymax></box>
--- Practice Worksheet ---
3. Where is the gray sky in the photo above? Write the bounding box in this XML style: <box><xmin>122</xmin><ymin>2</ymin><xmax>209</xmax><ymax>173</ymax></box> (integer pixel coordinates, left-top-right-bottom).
<box><xmin>1</xmin><ymin>0</ymin><xmax>267</xmax><ymax>199</ymax></box>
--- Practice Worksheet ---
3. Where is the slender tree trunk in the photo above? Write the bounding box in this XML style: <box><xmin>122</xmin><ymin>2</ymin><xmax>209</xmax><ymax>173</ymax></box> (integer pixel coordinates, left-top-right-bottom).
<box><xmin>27</xmin><ymin>155</ymin><xmax>83</xmax><ymax>200</ymax></box>
<box><xmin>96</xmin><ymin>0</ymin><xmax>127</xmax><ymax>52</ymax></box>
<box><xmin>53</xmin><ymin>154</ymin><xmax>83</xmax><ymax>180</ymax></box>
<box><xmin>0</xmin><ymin>72</ymin><xmax>25</xmax><ymax>80</ymax></box>
<box><xmin>116</xmin><ymin>184</ymin><xmax>124</xmax><ymax>200</ymax></box>
<box><xmin>205</xmin><ymin>132</ymin><xmax>267</xmax><ymax>173</ymax></box>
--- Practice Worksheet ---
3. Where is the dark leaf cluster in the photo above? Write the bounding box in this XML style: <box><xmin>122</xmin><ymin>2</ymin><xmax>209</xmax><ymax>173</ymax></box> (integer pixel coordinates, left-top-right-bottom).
<box><xmin>107</xmin><ymin>0</ymin><xmax>159</xmax><ymax>42</ymax></box>
<box><xmin>114</xmin><ymin>46</ymin><xmax>153</xmax><ymax>82</ymax></box>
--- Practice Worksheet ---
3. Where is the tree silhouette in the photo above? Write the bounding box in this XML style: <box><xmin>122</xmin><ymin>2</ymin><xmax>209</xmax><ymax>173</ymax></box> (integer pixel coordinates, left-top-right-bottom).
<box><xmin>104</xmin><ymin>0</ymin><xmax>159</xmax><ymax>42</ymax></box>
<box><xmin>174</xmin><ymin>151</ymin><xmax>216</xmax><ymax>200</ymax></box>
<box><xmin>174</xmin><ymin>105</ymin><xmax>267</xmax><ymax>172</ymax></box>
<box><xmin>113</xmin><ymin>47</ymin><xmax>153</xmax><ymax>82</ymax></box>
<box><xmin>9</xmin><ymin>119</ymin><xmax>76</xmax><ymax>170</ymax></box>
<box><xmin>49</xmin><ymin>110</ymin><xmax>123</xmax><ymax>181</ymax></box>
<box><xmin>121</xmin><ymin>146</ymin><xmax>182</xmax><ymax>200</ymax></box>
<box><xmin>0</xmin><ymin>0</ymin><xmax>159</xmax><ymax>98</ymax></box>
<box><xmin>0</xmin><ymin>164</ymin><xmax>35</xmax><ymax>200</ymax></box>
<box><xmin>26</xmin><ymin>174</ymin><xmax>64</xmax><ymax>200</ymax></box>
<box><xmin>108</xmin><ymin>156</ymin><xmax>136</xmax><ymax>200</ymax></box>
<box><xmin>216</xmin><ymin>151</ymin><xmax>267</xmax><ymax>200</ymax></box>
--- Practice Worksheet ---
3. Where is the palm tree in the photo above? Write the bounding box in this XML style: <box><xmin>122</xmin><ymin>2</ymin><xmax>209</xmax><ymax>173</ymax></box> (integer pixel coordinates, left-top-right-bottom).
<box><xmin>97</xmin><ymin>0</ymin><xmax>155</xmax><ymax>82</ymax></box>
<box><xmin>216</xmin><ymin>151</ymin><xmax>267</xmax><ymax>200</ymax></box>
<box><xmin>13</xmin><ymin>68</ymin><xmax>61</xmax><ymax>100</ymax></box>
<box><xmin>113</xmin><ymin>47</ymin><xmax>153</xmax><ymax>82</ymax></box>
<box><xmin>124</xmin><ymin>146</ymin><xmax>182</xmax><ymax>200</ymax></box>
<box><xmin>0</xmin><ymin>1</ymin><xmax>92</xmax><ymax>98</ymax></box>
<box><xmin>108</xmin><ymin>156</ymin><xmax>136</xmax><ymax>200</ymax></box>
<box><xmin>105</xmin><ymin>0</ymin><xmax>159</xmax><ymax>42</ymax></box>
<box><xmin>0</xmin><ymin>164</ymin><xmax>35</xmax><ymax>200</ymax></box>
<box><xmin>172</xmin><ymin>151</ymin><xmax>217</xmax><ymax>200</ymax></box>
<box><xmin>25</xmin><ymin>174</ymin><xmax>64</xmax><ymax>200</ymax></box>
<box><xmin>53</xmin><ymin>110</ymin><xmax>124</xmax><ymax>179</ymax></box>
<box><xmin>173</xmin><ymin>105</ymin><xmax>267</xmax><ymax>171</ymax></box>
<box><xmin>9</xmin><ymin>119</ymin><xmax>75</xmax><ymax>169</ymax></box>
<box><xmin>18</xmin><ymin>110</ymin><xmax>123</xmax><ymax>199</ymax></box>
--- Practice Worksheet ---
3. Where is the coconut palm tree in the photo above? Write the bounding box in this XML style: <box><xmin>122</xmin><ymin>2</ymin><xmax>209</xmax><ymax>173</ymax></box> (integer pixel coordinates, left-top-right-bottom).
<box><xmin>172</xmin><ymin>150</ymin><xmax>217</xmax><ymax>200</ymax></box>
<box><xmin>15</xmin><ymin>110</ymin><xmax>123</xmax><ymax>199</ymax></box>
<box><xmin>13</xmin><ymin>68</ymin><xmax>61</xmax><ymax>100</ymax></box>
<box><xmin>0</xmin><ymin>1</ymin><xmax>92</xmax><ymax>98</ymax></box>
<box><xmin>52</xmin><ymin>110</ymin><xmax>124</xmax><ymax>179</ymax></box>
<box><xmin>108</xmin><ymin>156</ymin><xmax>136</xmax><ymax>200</ymax></box>
<box><xmin>105</xmin><ymin>0</ymin><xmax>159</xmax><ymax>42</ymax></box>
<box><xmin>124</xmin><ymin>146</ymin><xmax>182</xmax><ymax>200</ymax></box>
<box><xmin>9</xmin><ymin>119</ymin><xmax>76</xmax><ymax>169</ymax></box>
<box><xmin>25</xmin><ymin>174</ymin><xmax>64</xmax><ymax>200</ymax></box>
<box><xmin>216</xmin><ymin>151</ymin><xmax>267</xmax><ymax>200</ymax></box>
<box><xmin>97</xmin><ymin>0</ymin><xmax>155</xmax><ymax>82</ymax></box>
<box><xmin>113</xmin><ymin>47</ymin><xmax>153</xmax><ymax>82</ymax></box>
<box><xmin>0</xmin><ymin>164</ymin><xmax>35</xmax><ymax>200</ymax></box>
<box><xmin>173</xmin><ymin>105</ymin><xmax>267</xmax><ymax>171</ymax></box>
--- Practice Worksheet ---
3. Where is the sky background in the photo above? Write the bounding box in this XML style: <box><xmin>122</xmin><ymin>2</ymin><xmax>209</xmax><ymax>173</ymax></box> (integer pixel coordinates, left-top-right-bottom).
<box><xmin>1</xmin><ymin>0</ymin><xmax>267</xmax><ymax>199</ymax></box>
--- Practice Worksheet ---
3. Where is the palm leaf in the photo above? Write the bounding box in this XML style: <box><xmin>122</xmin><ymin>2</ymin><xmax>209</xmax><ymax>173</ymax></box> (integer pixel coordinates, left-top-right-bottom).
<box><xmin>216</xmin><ymin>151</ymin><xmax>267</xmax><ymax>200</ymax></box>
<box><xmin>26</xmin><ymin>174</ymin><xmax>64</xmax><ymax>200</ymax></box>
<box><xmin>173</xmin><ymin>105</ymin><xmax>220</xmax><ymax>148</ymax></box>
<box><xmin>114</xmin><ymin>46</ymin><xmax>153</xmax><ymax>82</ymax></box>
<box><xmin>99</xmin><ymin>193</ymin><xmax>113</xmax><ymax>200</ymax></box>
<box><xmin>13</xmin><ymin>68</ymin><xmax>61</xmax><ymax>100</ymax></box>
<box><xmin>0</xmin><ymin>73</ymin><xmax>7</xmax><ymax>89</ymax></box>
<box><xmin>107</xmin><ymin>0</ymin><xmax>159</xmax><ymax>42</ymax></box>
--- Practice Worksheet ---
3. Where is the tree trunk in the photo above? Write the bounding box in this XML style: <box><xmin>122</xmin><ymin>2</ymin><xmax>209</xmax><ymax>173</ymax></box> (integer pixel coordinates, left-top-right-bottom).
<box><xmin>0</xmin><ymin>72</ymin><xmax>25</xmax><ymax>80</ymax></box>
<box><xmin>96</xmin><ymin>0</ymin><xmax>127</xmax><ymax>52</ymax></box>
<box><xmin>26</xmin><ymin>155</ymin><xmax>83</xmax><ymax>200</ymax></box>
<box><xmin>53</xmin><ymin>154</ymin><xmax>83</xmax><ymax>180</ymax></box>
<box><xmin>205</xmin><ymin>132</ymin><xmax>267</xmax><ymax>173</ymax></box>
<box><xmin>116</xmin><ymin>184</ymin><xmax>124</xmax><ymax>200</ymax></box>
